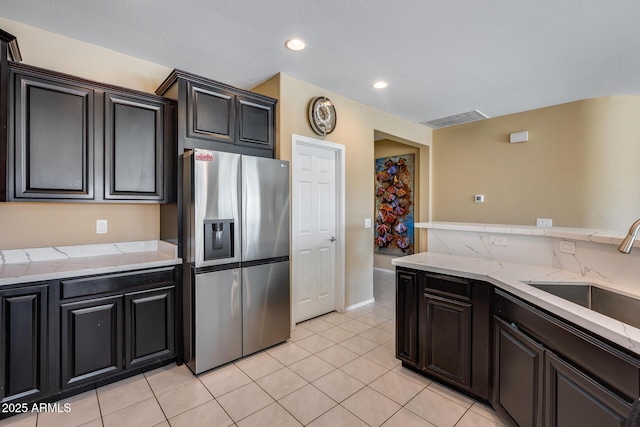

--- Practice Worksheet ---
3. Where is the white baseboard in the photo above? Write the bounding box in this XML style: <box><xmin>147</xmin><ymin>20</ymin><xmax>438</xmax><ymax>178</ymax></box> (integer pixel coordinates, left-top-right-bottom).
<box><xmin>373</xmin><ymin>267</ymin><xmax>395</xmax><ymax>274</ymax></box>
<box><xmin>345</xmin><ymin>298</ymin><xmax>375</xmax><ymax>311</ymax></box>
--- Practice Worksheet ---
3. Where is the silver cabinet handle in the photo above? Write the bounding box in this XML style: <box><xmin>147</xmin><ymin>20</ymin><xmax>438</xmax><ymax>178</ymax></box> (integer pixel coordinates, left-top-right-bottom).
<box><xmin>329</xmin><ymin>236</ymin><xmax>337</xmax><ymax>242</ymax></box>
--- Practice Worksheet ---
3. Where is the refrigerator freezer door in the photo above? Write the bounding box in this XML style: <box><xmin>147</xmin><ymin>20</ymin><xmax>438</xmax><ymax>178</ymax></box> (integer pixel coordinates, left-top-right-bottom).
<box><xmin>242</xmin><ymin>261</ymin><xmax>291</xmax><ymax>356</ymax></box>
<box><xmin>193</xmin><ymin>269</ymin><xmax>242</xmax><ymax>374</ymax></box>
<box><xmin>192</xmin><ymin>149</ymin><xmax>241</xmax><ymax>268</ymax></box>
<box><xmin>242</xmin><ymin>156</ymin><xmax>290</xmax><ymax>262</ymax></box>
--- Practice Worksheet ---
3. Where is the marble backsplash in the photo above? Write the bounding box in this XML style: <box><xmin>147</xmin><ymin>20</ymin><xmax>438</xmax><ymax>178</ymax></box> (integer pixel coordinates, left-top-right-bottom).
<box><xmin>0</xmin><ymin>240</ymin><xmax>177</xmax><ymax>264</ymax></box>
<box><xmin>425</xmin><ymin>226</ymin><xmax>640</xmax><ymax>291</ymax></box>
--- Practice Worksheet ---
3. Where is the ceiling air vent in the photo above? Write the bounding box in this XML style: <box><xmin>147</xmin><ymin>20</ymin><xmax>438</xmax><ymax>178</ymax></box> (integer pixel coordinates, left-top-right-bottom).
<box><xmin>421</xmin><ymin>110</ymin><xmax>488</xmax><ymax>129</ymax></box>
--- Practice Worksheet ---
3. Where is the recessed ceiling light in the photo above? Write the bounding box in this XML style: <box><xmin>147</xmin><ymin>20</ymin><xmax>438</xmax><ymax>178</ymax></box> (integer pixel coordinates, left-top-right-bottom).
<box><xmin>285</xmin><ymin>39</ymin><xmax>306</xmax><ymax>51</ymax></box>
<box><xmin>372</xmin><ymin>81</ymin><xmax>388</xmax><ymax>89</ymax></box>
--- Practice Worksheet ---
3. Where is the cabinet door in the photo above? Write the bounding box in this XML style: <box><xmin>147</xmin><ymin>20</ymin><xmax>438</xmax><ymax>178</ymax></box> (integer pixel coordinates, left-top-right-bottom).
<box><xmin>396</xmin><ymin>269</ymin><xmax>419</xmax><ymax>366</ymax></box>
<box><xmin>545</xmin><ymin>351</ymin><xmax>630</xmax><ymax>427</ymax></box>
<box><xmin>12</xmin><ymin>72</ymin><xmax>94</xmax><ymax>200</ymax></box>
<box><xmin>187</xmin><ymin>81</ymin><xmax>235</xmax><ymax>144</ymax></box>
<box><xmin>493</xmin><ymin>317</ymin><xmax>544</xmax><ymax>427</ymax></box>
<box><xmin>422</xmin><ymin>293</ymin><xmax>472</xmax><ymax>386</ymax></box>
<box><xmin>0</xmin><ymin>285</ymin><xmax>48</xmax><ymax>403</ymax></box>
<box><xmin>60</xmin><ymin>296</ymin><xmax>122</xmax><ymax>388</ymax></box>
<box><xmin>235</xmin><ymin>95</ymin><xmax>275</xmax><ymax>152</ymax></box>
<box><xmin>103</xmin><ymin>93</ymin><xmax>165</xmax><ymax>201</ymax></box>
<box><xmin>124</xmin><ymin>286</ymin><xmax>175</xmax><ymax>369</ymax></box>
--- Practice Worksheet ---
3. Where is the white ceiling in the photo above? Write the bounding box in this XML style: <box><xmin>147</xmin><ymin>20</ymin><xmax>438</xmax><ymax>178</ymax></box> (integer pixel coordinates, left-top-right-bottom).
<box><xmin>2</xmin><ymin>0</ymin><xmax>640</xmax><ymax>125</ymax></box>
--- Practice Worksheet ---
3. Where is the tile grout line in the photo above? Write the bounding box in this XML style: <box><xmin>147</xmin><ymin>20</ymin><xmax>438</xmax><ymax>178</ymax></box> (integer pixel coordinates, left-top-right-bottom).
<box><xmin>93</xmin><ymin>388</ymin><xmax>105</xmax><ymax>427</ymax></box>
<box><xmin>142</xmin><ymin>372</ymin><xmax>171</xmax><ymax>426</ymax></box>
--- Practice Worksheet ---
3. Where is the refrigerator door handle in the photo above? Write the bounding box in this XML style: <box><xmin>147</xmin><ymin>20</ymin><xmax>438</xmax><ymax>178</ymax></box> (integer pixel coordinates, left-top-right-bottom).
<box><xmin>231</xmin><ymin>274</ymin><xmax>241</xmax><ymax>316</ymax></box>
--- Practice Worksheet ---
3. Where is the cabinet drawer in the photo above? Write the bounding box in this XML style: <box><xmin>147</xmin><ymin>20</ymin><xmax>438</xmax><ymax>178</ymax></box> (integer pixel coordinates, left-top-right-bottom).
<box><xmin>60</xmin><ymin>267</ymin><xmax>175</xmax><ymax>299</ymax></box>
<box><xmin>424</xmin><ymin>272</ymin><xmax>472</xmax><ymax>300</ymax></box>
<box><xmin>495</xmin><ymin>288</ymin><xmax>640</xmax><ymax>401</ymax></box>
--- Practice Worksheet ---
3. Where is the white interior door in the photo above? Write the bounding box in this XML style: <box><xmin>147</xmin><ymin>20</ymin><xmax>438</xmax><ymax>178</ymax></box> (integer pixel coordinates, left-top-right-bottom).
<box><xmin>292</xmin><ymin>136</ymin><xmax>344</xmax><ymax>323</ymax></box>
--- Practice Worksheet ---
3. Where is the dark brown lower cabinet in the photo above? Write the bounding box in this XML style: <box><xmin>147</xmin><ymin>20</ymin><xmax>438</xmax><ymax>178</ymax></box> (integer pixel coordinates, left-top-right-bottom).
<box><xmin>58</xmin><ymin>267</ymin><xmax>177</xmax><ymax>391</ymax></box>
<box><xmin>396</xmin><ymin>269</ymin><xmax>419</xmax><ymax>366</ymax></box>
<box><xmin>422</xmin><ymin>293</ymin><xmax>471</xmax><ymax>387</ymax></box>
<box><xmin>493</xmin><ymin>317</ymin><xmax>544</xmax><ymax>427</ymax></box>
<box><xmin>0</xmin><ymin>285</ymin><xmax>48</xmax><ymax>403</ymax></box>
<box><xmin>545</xmin><ymin>351</ymin><xmax>630</xmax><ymax>427</ymax></box>
<box><xmin>494</xmin><ymin>289</ymin><xmax>638</xmax><ymax>427</ymax></box>
<box><xmin>0</xmin><ymin>266</ymin><xmax>179</xmax><ymax>420</ymax></box>
<box><xmin>395</xmin><ymin>268</ymin><xmax>491</xmax><ymax>400</ymax></box>
<box><xmin>125</xmin><ymin>286</ymin><xmax>175</xmax><ymax>368</ymax></box>
<box><xmin>60</xmin><ymin>296</ymin><xmax>123</xmax><ymax>388</ymax></box>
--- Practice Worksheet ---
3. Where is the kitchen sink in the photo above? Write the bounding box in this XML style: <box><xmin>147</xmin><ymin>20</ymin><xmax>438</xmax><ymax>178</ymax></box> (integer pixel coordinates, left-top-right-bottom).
<box><xmin>524</xmin><ymin>282</ymin><xmax>640</xmax><ymax>329</ymax></box>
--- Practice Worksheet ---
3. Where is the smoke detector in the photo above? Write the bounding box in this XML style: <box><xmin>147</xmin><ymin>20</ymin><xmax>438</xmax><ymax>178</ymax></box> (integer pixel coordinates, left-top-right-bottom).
<box><xmin>421</xmin><ymin>110</ymin><xmax>488</xmax><ymax>129</ymax></box>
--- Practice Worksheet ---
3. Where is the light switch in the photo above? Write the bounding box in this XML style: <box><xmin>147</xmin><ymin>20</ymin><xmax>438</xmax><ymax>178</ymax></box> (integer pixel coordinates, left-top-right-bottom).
<box><xmin>364</xmin><ymin>218</ymin><xmax>372</xmax><ymax>229</ymax></box>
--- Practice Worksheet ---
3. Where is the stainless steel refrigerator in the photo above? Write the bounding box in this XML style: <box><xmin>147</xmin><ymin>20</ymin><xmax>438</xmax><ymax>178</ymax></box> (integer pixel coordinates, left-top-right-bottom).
<box><xmin>182</xmin><ymin>149</ymin><xmax>290</xmax><ymax>374</ymax></box>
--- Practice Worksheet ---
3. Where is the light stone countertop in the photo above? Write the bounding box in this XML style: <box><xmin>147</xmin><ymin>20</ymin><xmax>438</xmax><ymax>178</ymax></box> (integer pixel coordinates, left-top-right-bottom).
<box><xmin>0</xmin><ymin>240</ymin><xmax>181</xmax><ymax>286</ymax></box>
<box><xmin>392</xmin><ymin>251</ymin><xmax>640</xmax><ymax>357</ymax></box>
<box><xmin>414</xmin><ymin>221</ymin><xmax>639</xmax><ymax>249</ymax></box>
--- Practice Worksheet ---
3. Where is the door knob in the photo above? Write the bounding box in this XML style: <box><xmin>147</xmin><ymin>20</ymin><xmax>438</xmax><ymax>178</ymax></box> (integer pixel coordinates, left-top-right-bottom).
<box><xmin>329</xmin><ymin>236</ymin><xmax>337</xmax><ymax>242</ymax></box>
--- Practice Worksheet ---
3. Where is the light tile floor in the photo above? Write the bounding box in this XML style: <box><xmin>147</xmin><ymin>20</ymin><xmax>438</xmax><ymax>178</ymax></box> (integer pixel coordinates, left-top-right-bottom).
<box><xmin>1</xmin><ymin>270</ymin><xmax>507</xmax><ymax>427</ymax></box>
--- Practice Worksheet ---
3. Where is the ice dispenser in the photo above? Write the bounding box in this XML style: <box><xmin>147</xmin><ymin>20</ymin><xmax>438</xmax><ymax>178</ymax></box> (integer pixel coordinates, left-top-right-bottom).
<box><xmin>203</xmin><ymin>219</ymin><xmax>234</xmax><ymax>260</ymax></box>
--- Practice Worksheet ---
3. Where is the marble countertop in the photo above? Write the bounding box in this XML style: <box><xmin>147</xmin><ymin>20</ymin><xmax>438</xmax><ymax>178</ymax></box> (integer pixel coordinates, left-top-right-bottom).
<box><xmin>0</xmin><ymin>240</ymin><xmax>181</xmax><ymax>286</ymax></box>
<box><xmin>414</xmin><ymin>221</ymin><xmax>639</xmax><ymax>249</ymax></box>
<box><xmin>392</xmin><ymin>251</ymin><xmax>640</xmax><ymax>357</ymax></box>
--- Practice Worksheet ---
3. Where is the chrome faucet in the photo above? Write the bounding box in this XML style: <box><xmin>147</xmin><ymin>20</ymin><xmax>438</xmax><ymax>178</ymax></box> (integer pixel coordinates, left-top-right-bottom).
<box><xmin>618</xmin><ymin>218</ymin><xmax>640</xmax><ymax>253</ymax></box>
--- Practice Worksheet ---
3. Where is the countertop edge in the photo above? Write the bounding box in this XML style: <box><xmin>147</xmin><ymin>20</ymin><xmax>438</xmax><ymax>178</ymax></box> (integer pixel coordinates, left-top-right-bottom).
<box><xmin>0</xmin><ymin>240</ymin><xmax>181</xmax><ymax>287</ymax></box>
<box><xmin>0</xmin><ymin>257</ymin><xmax>182</xmax><ymax>287</ymax></box>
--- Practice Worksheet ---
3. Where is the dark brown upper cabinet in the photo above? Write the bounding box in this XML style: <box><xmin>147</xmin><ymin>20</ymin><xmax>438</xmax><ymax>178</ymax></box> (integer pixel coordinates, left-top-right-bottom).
<box><xmin>104</xmin><ymin>92</ymin><xmax>169</xmax><ymax>201</ymax></box>
<box><xmin>3</xmin><ymin>63</ymin><xmax>176</xmax><ymax>203</ymax></box>
<box><xmin>0</xmin><ymin>29</ymin><xmax>22</xmax><ymax>202</ymax></box>
<box><xmin>11</xmin><ymin>71</ymin><xmax>95</xmax><ymax>200</ymax></box>
<box><xmin>156</xmin><ymin>69</ymin><xmax>276</xmax><ymax>158</ymax></box>
<box><xmin>187</xmin><ymin>82</ymin><xmax>235</xmax><ymax>143</ymax></box>
<box><xmin>235</xmin><ymin>94</ymin><xmax>274</xmax><ymax>150</ymax></box>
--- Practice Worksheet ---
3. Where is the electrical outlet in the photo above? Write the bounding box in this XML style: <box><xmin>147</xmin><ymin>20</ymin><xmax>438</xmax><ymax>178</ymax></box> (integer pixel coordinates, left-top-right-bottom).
<box><xmin>560</xmin><ymin>240</ymin><xmax>576</xmax><ymax>255</ymax></box>
<box><xmin>536</xmin><ymin>218</ymin><xmax>553</xmax><ymax>227</ymax></box>
<box><xmin>96</xmin><ymin>219</ymin><xmax>108</xmax><ymax>234</ymax></box>
<box><xmin>489</xmin><ymin>235</ymin><xmax>508</xmax><ymax>246</ymax></box>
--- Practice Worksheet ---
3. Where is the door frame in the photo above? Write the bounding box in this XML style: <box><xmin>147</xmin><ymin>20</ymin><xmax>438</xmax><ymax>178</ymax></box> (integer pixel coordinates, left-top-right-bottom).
<box><xmin>291</xmin><ymin>134</ymin><xmax>345</xmax><ymax>328</ymax></box>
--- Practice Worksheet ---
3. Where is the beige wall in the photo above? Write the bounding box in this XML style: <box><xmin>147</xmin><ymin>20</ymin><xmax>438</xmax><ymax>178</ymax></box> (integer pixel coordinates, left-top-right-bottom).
<box><xmin>254</xmin><ymin>73</ymin><xmax>431</xmax><ymax>308</ymax></box>
<box><xmin>0</xmin><ymin>17</ymin><xmax>171</xmax><ymax>249</ymax></box>
<box><xmin>373</xmin><ymin>139</ymin><xmax>428</xmax><ymax>270</ymax></box>
<box><xmin>0</xmin><ymin>203</ymin><xmax>158</xmax><ymax>249</ymax></box>
<box><xmin>0</xmin><ymin>17</ymin><xmax>172</xmax><ymax>92</ymax></box>
<box><xmin>0</xmin><ymin>18</ymin><xmax>434</xmax><ymax>308</ymax></box>
<box><xmin>433</xmin><ymin>96</ymin><xmax>640</xmax><ymax>229</ymax></box>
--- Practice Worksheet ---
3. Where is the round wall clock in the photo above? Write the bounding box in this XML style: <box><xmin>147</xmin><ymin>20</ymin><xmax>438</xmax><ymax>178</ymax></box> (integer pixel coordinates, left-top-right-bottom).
<box><xmin>308</xmin><ymin>96</ymin><xmax>337</xmax><ymax>135</ymax></box>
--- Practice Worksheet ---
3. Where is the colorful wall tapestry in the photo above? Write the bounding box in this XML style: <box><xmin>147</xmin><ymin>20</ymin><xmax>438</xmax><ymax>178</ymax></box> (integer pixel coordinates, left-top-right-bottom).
<box><xmin>374</xmin><ymin>154</ymin><xmax>414</xmax><ymax>255</ymax></box>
